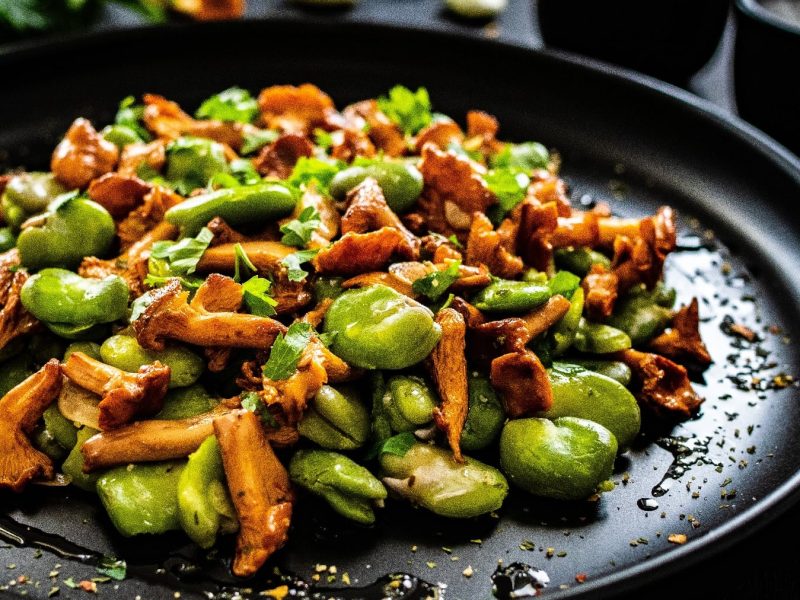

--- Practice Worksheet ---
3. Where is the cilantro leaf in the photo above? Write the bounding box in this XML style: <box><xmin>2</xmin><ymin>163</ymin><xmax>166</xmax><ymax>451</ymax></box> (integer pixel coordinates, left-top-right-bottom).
<box><xmin>286</xmin><ymin>157</ymin><xmax>341</xmax><ymax>196</ymax></box>
<box><xmin>484</xmin><ymin>168</ymin><xmax>530</xmax><ymax>221</ymax></box>
<box><xmin>240</xmin><ymin>128</ymin><xmax>279</xmax><ymax>155</ymax></box>
<box><xmin>377</xmin><ymin>85</ymin><xmax>432</xmax><ymax>136</ymax></box>
<box><xmin>280</xmin><ymin>248</ymin><xmax>319</xmax><ymax>282</ymax></box>
<box><xmin>146</xmin><ymin>227</ymin><xmax>213</xmax><ymax>289</ymax></box>
<box><xmin>195</xmin><ymin>87</ymin><xmax>259</xmax><ymax>124</ymax></box>
<box><xmin>240</xmin><ymin>391</ymin><xmax>279</xmax><ymax>428</ymax></box>
<box><xmin>241</xmin><ymin>276</ymin><xmax>278</xmax><ymax>317</ymax></box>
<box><xmin>233</xmin><ymin>243</ymin><xmax>257</xmax><ymax>283</ymax></box>
<box><xmin>96</xmin><ymin>557</ymin><xmax>127</xmax><ymax>581</ymax></box>
<box><xmin>263</xmin><ymin>322</ymin><xmax>314</xmax><ymax>380</ymax></box>
<box><xmin>412</xmin><ymin>261</ymin><xmax>461</xmax><ymax>301</ymax></box>
<box><xmin>280</xmin><ymin>207</ymin><xmax>321</xmax><ymax>248</ymax></box>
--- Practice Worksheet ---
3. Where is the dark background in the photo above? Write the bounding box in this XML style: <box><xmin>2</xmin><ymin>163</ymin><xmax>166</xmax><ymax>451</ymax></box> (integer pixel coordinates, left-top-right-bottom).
<box><xmin>1</xmin><ymin>1</ymin><xmax>799</xmax><ymax>599</ymax></box>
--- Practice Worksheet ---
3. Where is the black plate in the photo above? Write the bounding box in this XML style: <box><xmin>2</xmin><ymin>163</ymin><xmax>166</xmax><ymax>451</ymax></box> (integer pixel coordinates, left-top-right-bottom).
<box><xmin>1</xmin><ymin>19</ymin><xmax>800</xmax><ymax>600</ymax></box>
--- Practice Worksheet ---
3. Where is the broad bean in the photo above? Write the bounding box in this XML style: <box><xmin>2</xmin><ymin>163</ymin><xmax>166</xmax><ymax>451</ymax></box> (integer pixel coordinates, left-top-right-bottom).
<box><xmin>100</xmin><ymin>335</ymin><xmax>204</xmax><ymax>389</ymax></box>
<box><xmin>298</xmin><ymin>385</ymin><xmax>370</xmax><ymax>450</ymax></box>
<box><xmin>329</xmin><ymin>161</ymin><xmax>424</xmax><ymax>213</ymax></box>
<box><xmin>472</xmin><ymin>280</ymin><xmax>551</xmax><ymax>313</ymax></box>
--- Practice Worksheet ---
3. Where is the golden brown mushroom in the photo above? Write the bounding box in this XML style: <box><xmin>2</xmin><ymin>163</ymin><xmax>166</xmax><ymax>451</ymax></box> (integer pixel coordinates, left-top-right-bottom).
<box><xmin>465</xmin><ymin>211</ymin><xmax>524</xmax><ymax>279</ymax></box>
<box><xmin>0</xmin><ymin>360</ymin><xmax>63</xmax><ymax>491</ymax></box>
<box><xmin>196</xmin><ymin>241</ymin><xmax>295</xmax><ymax>273</ymax></box>
<box><xmin>413</xmin><ymin>120</ymin><xmax>464</xmax><ymax>153</ymax></box>
<box><xmin>342</xmin><ymin>99</ymin><xmax>405</xmax><ymax>157</ymax></box>
<box><xmin>51</xmin><ymin>118</ymin><xmax>119</xmax><ymax>189</ymax></box>
<box><xmin>330</xmin><ymin>128</ymin><xmax>376</xmax><ymax>163</ymax></box>
<box><xmin>313</xmin><ymin>227</ymin><xmax>418</xmax><ymax>276</ymax></box>
<box><xmin>464</xmin><ymin>110</ymin><xmax>504</xmax><ymax>157</ymax></box>
<box><xmin>171</xmin><ymin>0</ymin><xmax>244</xmax><ymax>20</ymax></box>
<box><xmin>87</xmin><ymin>173</ymin><xmax>152</xmax><ymax>219</ymax></box>
<box><xmin>490</xmin><ymin>349</ymin><xmax>553</xmax><ymax>418</ymax></box>
<box><xmin>117</xmin><ymin>139</ymin><xmax>166</xmax><ymax>178</ymax></box>
<box><xmin>258</xmin><ymin>84</ymin><xmax>340</xmax><ymax>135</ymax></box>
<box><xmin>132</xmin><ymin>279</ymin><xmax>287</xmax><ymax>352</ymax></box>
<box><xmin>117</xmin><ymin>185</ymin><xmax>183</xmax><ymax>251</ymax></box>
<box><xmin>214</xmin><ymin>410</ymin><xmax>294</xmax><ymax>577</ymax></box>
<box><xmin>428</xmin><ymin>309</ymin><xmax>468</xmax><ymax>462</ymax></box>
<box><xmin>612</xmin><ymin>348</ymin><xmax>704</xmax><ymax>420</ymax></box>
<box><xmin>582</xmin><ymin>263</ymin><xmax>619</xmax><ymax>321</ymax></box>
<box><xmin>62</xmin><ymin>352</ymin><xmax>170</xmax><ymax>430</ymax></box>
<box><xmin>648</xmin><ymin>298</ymin><xmax>712</xmax><ymax>370</ymax></box>
<box><xmin>0</xmin><ymin>250</ymin><xmax>39</xmax><ymax>353</ymax></box>
<box><xmin>253</xmin><ymin>133</ymin><xmax>314</xmax><ymax>178</ymax></box>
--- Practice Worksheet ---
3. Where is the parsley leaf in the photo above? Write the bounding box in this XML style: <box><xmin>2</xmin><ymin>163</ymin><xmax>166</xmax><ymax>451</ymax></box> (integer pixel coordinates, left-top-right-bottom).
<box><xmin>233</xmin><ymin>243</ymin><xmax>257</xmax><ymax>283</ymax></box>
<box><xmin>240</xmin><ymin>128</ymin><xmax>279</xmax><ymax>155</ymax></box>
<box><xmin>114</xmin><ymin>95</ymin><xmax>151</xmax><ymax>142</ymax></box>
<box><xmin>241</xmin><ymin>276</ymin><xmax>278</xmax><ymax>317</ymax></box>
<box><xmin>63</xmin><ymin>577</ymin><xmax>78</xmax><ymax>589</ymax></box>
<box><xmin>412</xmin><ymin>261</ymin><xmax>461</xmax><ymax>301</ymax></box>
<box><xmin>548</xmin><ymin>270</ymin><xmax>581</xmax><ymax>299</ymax></box>
<box><xmin>146</xmin><ymin>227</ymin><xmax>213</xmax><ymax>289</ymax></box>
<box><xmin>376</xmin><ymin>432</ymin><xmax>417</xmax><ymax>458</ymax></box>
<box><xmin>447</xmin><ymin>234</ymin><xmax>463</xmax><ymax>249</ymax></box>
<box><xmin>377</xmin><ymin>85</ymin><xmax>432</xmax><ymax>136</ymax></box>
<box><xmin>195</xmin><ymin>87</ymin><xmax>259</xmax><ymax>123</ymax></box>
<box><xmin>490</xmin><ymin>142</ymin><xmax>550</xmax><ymax>171</ymax></box>
<box><xmin>280</xmin><ymin>248</ymin><xmax>319</xmax><ymax>282</ymax></box>
<box><xmin>240</xmin><ymin>391</ymin><xmax>280</xmax><ymax>428</ymax></box>
<box><xmin>286</xmin><ymin>157</ymin><xmax>341</xmax><ymax>196</ymax></box>
<box><xmin>280</xmin><ymin>206</ymin><xmax>321</xmax><ymax>248</ymax></box>
<box><xmin>484</xmin><ymin>168</ymin><xmax>530</xmax><ymax>221</ymax></box>
<box><xmin>263</xmin><ymin>322</ymin><xmax>314</xmax><ymax>380</ymax></box>
<box><xmin>96</xmin><ymin>557</ymin><xmax>127</xmax><ymax>581</ymax></box>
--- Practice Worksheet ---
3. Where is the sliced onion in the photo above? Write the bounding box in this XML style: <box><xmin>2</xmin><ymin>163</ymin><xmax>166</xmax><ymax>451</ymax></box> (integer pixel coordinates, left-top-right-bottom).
<box><xmin>32</xmin><ymin>473</ymin><xmax>72</xmax><ymax>487</ymax></box>
<box><xmin>58</xmin><ymin>380</ymin><xmax>101</xmax><ymax>430</ymax></box>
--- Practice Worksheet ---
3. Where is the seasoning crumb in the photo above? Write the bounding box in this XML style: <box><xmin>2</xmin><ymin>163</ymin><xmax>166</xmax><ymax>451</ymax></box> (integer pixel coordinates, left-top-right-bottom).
<box><xmin>259</xmin><ymin>585</ymin><xmax>288</xmax><ymax>598</ymax></box>
<box><xmin>469</xmin><ymin>539</ymin><xmax>482</xmax><ymax>545</ymax></box>
<box><xmin>426</xmin><ymin>562</ymin><xmax>437</xmax><ymax>569</ymax></box>
<box><xmin>314</xmin><ymin>564</ymin><xmax>327</xmax><ymax>573</ymax></box>
<box><xmin>441</xmin><ymin>547</ymin><xmax>452</xmax><ymax>554</ymax></box>
<box><xmin>668</xmin><ymin>534</ymin><xmax>688</xmax><ymax>545</ymax></box>
<box><xmin>410</xmin><ymin>545</ymin><xmax>418</xmax><ymax>553</ymax></box>
<box><xmin>341</xmin><ymin>573</ymin><xmax>350</xmax><ymax>586</ymax></box>
<box><xmin>48</xmin><ymin>587</ymin><xmax>59</xmax><ymax>598</ymax></box>
<box><xmin>462</xmin><ymin>566</ymin><xmax>474</xmax><ymax>578</ymax></box>
<box><xmin>519</xmin><ymin>540</ymin><xmax>536</xmax><ymax>551</ymax></box>
<box><xmin>575</xmin><ymin>573</ymin><xmax>587</xmax><ymax>584</ymax></box>
<box><xmin>78</xmin><ymin>580</ymin><xmax>97</xmax><ymax>593</ymax></box>
<box><xmin>545</xmin><ymin>548</ymin><xmax>554</xmax><ymax>558</ymax></box>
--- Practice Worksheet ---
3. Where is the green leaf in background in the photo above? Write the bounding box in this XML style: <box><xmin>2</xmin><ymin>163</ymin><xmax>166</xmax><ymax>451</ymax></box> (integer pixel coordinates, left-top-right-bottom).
<box><xmin>195</xmin><ymin>87</ymin><xmax>259</xmax><ymax>124</ymax></box>
<box><xmin>377</xmin><ymin>85</ymin><xmax>432</xmax><ymax>136</ymax></box>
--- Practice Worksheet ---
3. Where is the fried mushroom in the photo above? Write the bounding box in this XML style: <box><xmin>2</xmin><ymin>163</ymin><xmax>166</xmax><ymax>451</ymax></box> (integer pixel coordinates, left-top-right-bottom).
<box><xmin>51</xmin><ymin>118</ymin><xmax>119</xmax><ymax>189</ymax></box>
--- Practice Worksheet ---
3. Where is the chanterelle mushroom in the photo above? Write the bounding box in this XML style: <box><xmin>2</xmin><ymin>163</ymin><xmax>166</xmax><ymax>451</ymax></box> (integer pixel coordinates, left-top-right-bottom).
<box><xmin>0</xmin><ymin>360</ymin><xmax>63</xmax><ymax>492</ymax></box>
<box><xmin>132</xmin><ymin>279</ymin><xmax>287</xmax><ymax>352</ymax></box>
<box><xmin>62</xmin><ymin>352</ymin><xmax>170</xmax><ymax>430</ymax></box>
<box><xmin>51</xmin><ymin>118</ymin><xmax>119</xmax><ymax>189</ymax></box>
<box><xmin>214</xmin><ymin>410</ymin><xmax>294</xmax><ymax>577</ymax></box>
<box><xmin>0</xmin><ymin>249</ymin><xmax>39</xmax><ymax>353</ymax></box>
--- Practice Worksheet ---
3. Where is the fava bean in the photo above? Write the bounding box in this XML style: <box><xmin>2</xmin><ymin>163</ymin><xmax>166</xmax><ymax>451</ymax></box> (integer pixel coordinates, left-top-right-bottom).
<box><xmin>177</xmin><ymin>436</ymin><xmax>236</xmax><ymax>548</ymax></box>
<box><xmin>21</xmin><ymin>269</ymin><xmax>128</xmax><ymax>328</ymax></box>
<box><xmin>491</xmin><ymin>141</ymin><xmax>549</xmax><ymax>170</ymax></box>
<box><xmin>545</xmin><ymin>362</ymin><xmax>640</xmax><ymax>447</ymax></box>
<box><xmin>573</xmin><ymin>318</ymin><xmax>632</xmax><ymax>354</ymax></box>
<box><xmin>100</xmin><ymin>335</ymin><xmax>204</xmax><ymax>389</ymax></box>
<box><xmin>553</xmin><ymin>247</ymin><xmax>612</xmax><ymax>277</ymax></box>
<box><xmin>472</xmin><ymin>280</ymin><xmax>552</xmax><ymax>313</ymax></box>
<box><xmin>329</xmin><ymin>161</ymin><xmax>424</xmax><ymax>213</ymax></box>
<box><xmin>298</xmin><ymin>385</ymin><xmax>370</xmax><ymax>450</ymax></box>
<box><xmin>551</xmin><ymin>286</ymin><xmax>584</xmax><ymax>356</ymax></box>
<box><xmin>43</xmin><ymin>404</ymin><xmax>79</xmax><ymax>450</ymax></box>
<box><xmin>96</xmin><ymin>461</ymin><xmax>185</xmax><ymax>536</ymax></box>
<box><xmin>608</xmin><ymin>291</ymin><xmax>673</xmax><ymax>346</ymax></box>
<box><xmin>499</xmin><ymin>417</ymin><xmax>617</xmax><ymax>500</ymax></box>
<box><xmin>101</xmin><ymin>124</ymin><xmax>143</xmax><ymax>148</ymax></box>
<box><xmin>63</xmin><ymin>341</ymin><xmax>102</xmax><ymax>362</ymax></box>
<box><xmin>156</xmin><ymin>385</ymin><xmax>219</xmax><ymax>420</ymax></box>
<box><xmin>1</xmin><ymin>172</ymin><xmax>68</xmax><ymax>230</ymax></box>
<box><xmin>165</xmin><ymin>183</ymin><xmax>296</xmax><ymax>236</ymax></box>
<box><xmin>0</xmin><ymin>355</ymin><xmax>34</xmax><ymax>397</ymax></box>
<box><xmin>17</xmin><ymin>195</ymin><xmax>116</xmax><ymax>270</ymax></box>
<box><xmin>61</xmin><ymin>427</ymin><xmax>100</xmax><ymax>492</ymax></box>
<box><xmin>380</xmin><ymin>442</ymin><xmax>508</xmax><ymax>518</ymax></box>
<box><xmin>567</xmin><ymin>359</ymin><xmax>632</xmax><ymax>387</ymax></box>
<box><xmin>0</xmin><ymin>227</ymin><xmax>15</xmax><ymax>252</ymax></box>
<box><xmin>290</xmin><ymin>449</ymin><xmax>387</xmax><ymax>524</ymax></box>
<box><xmin>323</xmin><ymin>285</ymin><xmax>442</xmax><ymax>370</ymax></box>
<box><xmin>460</xmin><ymin>375</ymin><xmax>505</xmax><ymax>451</ymax></box>
<box><xmin>383</xmin><ymin>375</ymin><xmax>437</xmax><ymax>432</ymax></box>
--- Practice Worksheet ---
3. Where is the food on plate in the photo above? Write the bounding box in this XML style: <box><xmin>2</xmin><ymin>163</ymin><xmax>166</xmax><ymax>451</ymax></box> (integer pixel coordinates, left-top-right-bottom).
<box><xmin>0</xmin><ymin>83</ymin><xmax>710</xmax><ymax>576</ymax></box>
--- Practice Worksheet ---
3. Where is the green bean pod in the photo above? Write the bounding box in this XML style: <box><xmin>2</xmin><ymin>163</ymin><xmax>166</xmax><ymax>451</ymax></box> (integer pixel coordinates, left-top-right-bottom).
<box><xmin>573</xmin><ymin>318</ymin><xmax>632</xmax><ymax>354</ymax></box>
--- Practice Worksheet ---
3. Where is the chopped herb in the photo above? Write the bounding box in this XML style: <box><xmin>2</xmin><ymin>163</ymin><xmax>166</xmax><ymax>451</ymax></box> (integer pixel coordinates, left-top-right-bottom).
<box><xmin>241</xmin><ymin>276</ymin><xmax>278</xmax><ymax>317</ymax></box>
<box><xmin>286</xmin><ymin>157</ymin><xmax>341</xmax><ymax>196</ymax></box>
<box><xmin>447</xmin><ymin>234</ymin><xmax>463</xmax><ymax>249</ymax></box>
<box><xmin>484</xmin><ymin>168</ymin><xmax>530</xmax><ymax>222</ymax></box>
<box><xmin>280</xmin><ymin>207</ymin><xmax>322</xmax><ymax>248</ymax></box>
<box><xmin>314</xmin><ymin>128</ymin><xmax>334</xmax><ymax>150</ymax></box>
<box><xmin>377</xmin><ymin>85</ymin><xmax>432</xmax><ymax>136</ymax></box>
<box><xmin>48</xmin><ymin>587</ymin><xmax>59</xmax><ymax>598</ymax></box>
<box><xmin>519</xmin><ymin>540</ymin><xmax>536</xmax><ymax>551</ymax></box>
<box><xmin>146</xmin><ymin>227</ymin><xmax>213</xmax><ymax>289</ymax></box>
<box><xmin>263</xmin><ymin>322</ymin><xmax>314</xmax><ymax>380</ymax></box>
<box><xmin>240</xmin><ymin>391</ymin><xmax>279</xmax><ymax>428</ymax></box>
<box><xmin>241</xmin><ymin>128</ymin><xmax>279</xmax><ymax>155</ymax></box>
<box><xmin>233</xmin><ymin>243</ymin><xmax>257</xmax><ymax>283</ymax></box>
<box><xmin>63</xmin><ymin>578</ymin><xmax>78</xmax><ymax>589</ymax></box>
<box><xmin>548</xmin><ymin>270</ymin><xmax>581</xmax><ymax>299</ymax></box>
<box><xmin>376</xmin><ymin>432</ymin><xmax>416</xmax><ymax>458</ymax></box>
<box><xmin>113</xmin><ymin>95</ymin><xmax>151</xmax><ymax>142</ymax></box>
<box><xmin>195</xmin><ymin>87</ymin><xmax>258</xmax><ymax>124</ymax></box>
<box><xmin>412</xmin><ymin>261</ymin><xmax>461</xmax><ymax>301</ymax></box>
<box><xmin>281</xmin><ymin>248</ymin><xmax>319</xmax><ymax>282</ymax></box>
<box><xmin>129</xmin><ymin>288</ymin><xmax>159</xmax><ymax>323</ymax></box>
<box><xmin>96</xmin><ymin>557</ymin><xmax>126</xmax><ymax>581</ymax></box>
<box><xmin>227</xmin><ymin>158</ymin><xmax>261</xmax><ymax>186</ymax></box>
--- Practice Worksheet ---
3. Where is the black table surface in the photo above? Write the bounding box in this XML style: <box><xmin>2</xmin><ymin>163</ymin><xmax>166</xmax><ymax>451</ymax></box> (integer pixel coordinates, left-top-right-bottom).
<box><xmin>2</xmin><ymin>1</ymin><xmax>800</xmax><ymax>599</ymax></box>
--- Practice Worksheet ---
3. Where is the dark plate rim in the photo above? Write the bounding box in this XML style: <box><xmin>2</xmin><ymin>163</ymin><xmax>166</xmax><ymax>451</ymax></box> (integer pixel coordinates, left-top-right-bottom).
<box><xmin>1</xmin><ymin>18</ymin><xmax>800</xmax><ymax>600</ymax></box>
<box><xmin>736</xmin><ymin>0</ymin><xmax>800</xmax><ymax>37</ymax></box>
